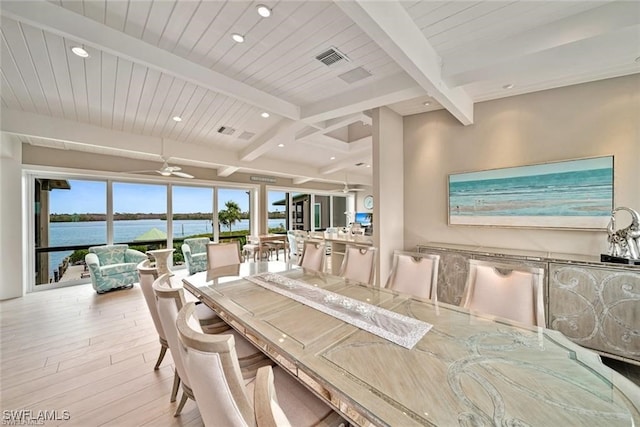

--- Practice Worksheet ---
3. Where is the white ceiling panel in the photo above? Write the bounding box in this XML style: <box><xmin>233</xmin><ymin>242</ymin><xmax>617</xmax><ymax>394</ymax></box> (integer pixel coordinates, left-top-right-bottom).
<box><xmin>2</xmin><ymin>0</ymin><xmax>638</xmax><ymax>187</ymax></box>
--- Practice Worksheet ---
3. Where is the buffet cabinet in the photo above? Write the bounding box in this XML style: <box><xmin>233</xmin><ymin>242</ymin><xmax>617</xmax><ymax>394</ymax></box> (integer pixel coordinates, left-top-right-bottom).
<box><xmin>416</xmin><ymin>243</ymin><xmax>640</xmax><ymax>365</ymax></box>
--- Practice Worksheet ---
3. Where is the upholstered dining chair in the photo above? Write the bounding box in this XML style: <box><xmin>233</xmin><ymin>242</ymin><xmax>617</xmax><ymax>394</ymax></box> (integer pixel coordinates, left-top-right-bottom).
<box><xmin>339</xmin><ymin>245</ymin><xmax>378</xmax><ymax>285</ymax></box>
<box><xmin>298</xmin><ymin>240</ymin><xmax>327</xmax><ymax>272</ymax></box>
<box><xmin>206</xmin><ymin>240</ymin><xmax>243</xmax><ymax>270</ymax></box>
<box><xmin>176</xmin><ymin>301</ymin><xmax>344</xmax><ymax>427</ymax></box>
<box><xmin>385</xmin><ymin>251</ymin><xmax>440</xmax><ymax>301</ymax></box>
<box><xmin>153</xmin><ymin>275</ymin><xmax>269</xmax><ymax>415</ymax></box>
<box><xmin>136</xmin><ymin>260</ymin><xmax>168</xmax><ymax>370</ymax></box>
<box><xmin>460</xmin><ymin>259</ymin><xmax>545</xmax><ymax>327</ymax></box>
<box><xmin>138</xmin><ymin>260</ymin><xmax>227</xmax><ymax>371</ymax></box>
<box><xmin>242</xmin><ymin>235</ymin><xmax>261</xmax><ymax>262</ymax></box>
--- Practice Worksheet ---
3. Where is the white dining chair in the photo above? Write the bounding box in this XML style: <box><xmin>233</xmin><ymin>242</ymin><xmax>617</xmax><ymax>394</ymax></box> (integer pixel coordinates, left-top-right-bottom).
<box><xmin>385</xmin><ymin>251</ymin><xmax>440</xmax><ymax>300</ymax></box>
<box><xmin>206</xmin><ymin>240</ymin><xmax>243</xmax><ymax>270</ymax></box>
<box><xmin>339</xmin><ymin>245</ymin><xmax>377</xmax><ymax>285</ymax></box>
<box><xmin>460</xmin><ymin>259</ymin><xmax>545</xmax><ymax>327</ymax></box>
<box><xmin>136</xmin><ymin>260</ymin><xmax>168</xmax><ymax>370</ymax></box>
<box><xmin>298</xmin><ymin>240</ymin><xmax>327</xmax><ymax>272</ymax></box>
<box><xmin>153</xmin><ymin>275</ymin><xmax>270</xmax><ymax>415</ymax></box>
<box><xmin>176</xmin><ymin>302</ymin><xmax>344</xmax><ymax>427</ymax></box>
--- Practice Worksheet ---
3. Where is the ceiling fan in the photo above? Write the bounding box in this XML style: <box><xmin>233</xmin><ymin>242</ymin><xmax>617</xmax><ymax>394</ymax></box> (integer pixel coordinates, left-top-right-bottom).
<box><xmin>129</xmin><ymin>158</ymin><xmax>194</xmax><ymax>179</ymax></box>
<box><xmin>334</xmin><ymin>181</ymin><xmax>364</xmax><ymax>193</ymax></box>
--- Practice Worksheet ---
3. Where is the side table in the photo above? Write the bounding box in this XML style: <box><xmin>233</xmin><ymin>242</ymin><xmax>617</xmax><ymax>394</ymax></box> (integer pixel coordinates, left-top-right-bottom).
<box><xmin>147</xmin><ymin>248</ymin><xmax>176</xmax><ymax>276</ymax></box>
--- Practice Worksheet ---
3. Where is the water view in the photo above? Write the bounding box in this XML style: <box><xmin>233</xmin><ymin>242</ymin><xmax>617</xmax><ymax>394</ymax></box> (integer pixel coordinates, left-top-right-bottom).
<box><xmin>47</xmin><ymin>218</ymin><xmax>286</xmax><ymax>278</ymax></box>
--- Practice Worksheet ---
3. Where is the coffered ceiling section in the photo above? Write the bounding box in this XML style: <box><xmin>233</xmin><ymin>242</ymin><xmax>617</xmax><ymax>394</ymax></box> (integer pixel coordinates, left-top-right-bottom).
<box><xmin>1</xmin><ymin>0</ymin><xmax>638</xmax><ymax>185</ymax></box>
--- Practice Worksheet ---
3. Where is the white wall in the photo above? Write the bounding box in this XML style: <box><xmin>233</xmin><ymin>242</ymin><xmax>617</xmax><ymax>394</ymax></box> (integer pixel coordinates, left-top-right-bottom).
<box><xmin>0</xmin><ymin>135</ymin><xmax>24</xmax><ymax>299</ymax></box>
<box><xmin>404</xmin><ymin>74</ymin><xmax>640</xmax><ymax>256</ymax></box>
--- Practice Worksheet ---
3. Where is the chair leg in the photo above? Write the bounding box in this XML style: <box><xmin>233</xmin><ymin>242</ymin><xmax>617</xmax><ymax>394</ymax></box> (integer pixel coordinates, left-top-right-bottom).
<box><xmin>154</xmin><ymin>343</ymin><xmax>168</xmax><ymax>370</ymax></box>
<box><xmin>170</xmin><ymin>370</ymin><xmax>180</xmax><ymax>403</ymax></box>
<box><xmin>174</xmin><ymin>391</ymin><xmax>189</xmax><ymax>416</ymax></box>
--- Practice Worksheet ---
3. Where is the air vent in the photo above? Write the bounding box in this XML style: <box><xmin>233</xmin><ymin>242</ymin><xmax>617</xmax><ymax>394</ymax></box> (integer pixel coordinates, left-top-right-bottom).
<box><xmin>217</xmin><ymin>126</ymin><xmax>236</xmax><ymax>135</ymax></box>
<box><xmin>315</xmin><ymin>46</ymin><xmax>350</xmax><ymax>66</ymax></box>
<box><xmin>238</xmin><ymin>131</ymin><xmax>255</xmax><ymax>140</ymax></box>
<box><xmin>338</xmin><ymin>67</ymin><xmax>372</xmax><ymax>84</ymax></box>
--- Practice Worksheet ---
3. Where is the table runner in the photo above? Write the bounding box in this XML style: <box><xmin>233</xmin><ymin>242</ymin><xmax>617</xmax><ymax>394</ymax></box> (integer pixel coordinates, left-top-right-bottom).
<box><xmin>246</xmin><ymin>273</ymin><xmax>432</xmax><ymax>349</ymax></box>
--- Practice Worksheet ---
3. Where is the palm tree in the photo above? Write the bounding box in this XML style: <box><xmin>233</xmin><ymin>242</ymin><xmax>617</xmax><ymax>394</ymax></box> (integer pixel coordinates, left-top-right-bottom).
<box><xmin>218</xmin><ymin>200</ymin><xmax>242</xmax><ymax>233</ymax></box>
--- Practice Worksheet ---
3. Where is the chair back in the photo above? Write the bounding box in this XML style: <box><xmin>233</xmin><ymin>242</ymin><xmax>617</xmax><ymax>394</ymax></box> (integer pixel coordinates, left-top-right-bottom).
<box><xmin>152</xmin><ymin>274</ymin><xmax>192</xmax><ymax>389</ymax></box>
<box><xmin>183</xmin><ymin>237</ymin><xmax>210</xmax><ymax>255</ymax></box>
<box><xmin>298</xmin><ymin>240</ymin><xmax>326</xmax><ymax>272</ymax></box>
<box><xmin>136</xmin><ymin>260</ymin><xmax>164</xmax><ymax>339</ymax></box>
<box><xmin>286</xmin><ymin>231</ymin><xmax>298</xmax><ymax>257</ymax></box>
<box><xmin>254</xmin><ymin>366</ymin><xmax>292</xmax><ymax>427</ymax></box>
<box><xmin>385</xmin><ymin>251</ymin><xmax>440</xmax><ymax>300</ymax></box>
<box><xmin>461</xmin><ymin>259</ymin><xmax>545</xmax><ymax>327</ymax></box>
<box><xmin>207</xmin><ymin>241</ymin><xmax>243</xmax><ymax>270</ymax></box>
<box><xmin>176</xmin><ymin>302</ymin><xmax>254</xmax><ymax>426</ymax></box>
<box><xmin>339</xmin><ymin>245</ymin><xmax>377</xmax><ymax>285</ymax></box>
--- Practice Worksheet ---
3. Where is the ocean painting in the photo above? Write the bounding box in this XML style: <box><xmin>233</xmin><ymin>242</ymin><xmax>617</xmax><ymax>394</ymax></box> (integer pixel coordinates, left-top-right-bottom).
<box><xmin>448</xmin><ymin>156</ymin><xmax>613</xmax><ymax>229</ymax></box>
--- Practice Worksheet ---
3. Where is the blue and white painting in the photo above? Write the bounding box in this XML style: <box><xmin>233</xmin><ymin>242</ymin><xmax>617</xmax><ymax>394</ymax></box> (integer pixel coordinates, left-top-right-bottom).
<box><xmin>448</xmin><ymin>156</ymin><xmax>613</xmax><ymax>229</ymax></box>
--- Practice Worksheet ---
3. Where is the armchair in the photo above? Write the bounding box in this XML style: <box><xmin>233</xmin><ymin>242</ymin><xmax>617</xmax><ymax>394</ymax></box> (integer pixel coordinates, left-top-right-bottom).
<box><xmin>181</xmin><ymin>237</ymin><xmax>210</xmax><ymax>275</ymax></box>
<box><xmin>85</xmin><ymin>244</ymin><xmax>148</xmax><ymax>294</ymax></box>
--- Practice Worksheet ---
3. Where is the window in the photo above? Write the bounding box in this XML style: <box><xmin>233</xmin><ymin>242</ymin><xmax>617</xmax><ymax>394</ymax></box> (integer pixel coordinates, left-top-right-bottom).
<box><xmin>35</xmin><ymin>178</ymin><xmax>106</xmax><ymax>285</ymax></box>
<box><xmin>112</xmin><ymin>182</ymin><xmax>167</xmax><ymax>247</ymax></box>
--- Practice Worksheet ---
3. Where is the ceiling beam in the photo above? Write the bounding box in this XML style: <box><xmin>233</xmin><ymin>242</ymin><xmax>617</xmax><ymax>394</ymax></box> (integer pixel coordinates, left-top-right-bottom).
<box><xmin>300</xmin><ymin>72</ymin><xmax>425</xmax><ymax>123</ymax></box>
<box><xmin>336</xmin><ymin>0</ymin><xmax>474</xmax><ymax>125</ymax></box>
<box><xmin>239</xmin><ymin>118</ymin><xmax>300</xmax><ymax>162</ymax></box>
<box><xmin>0</xmin><ymin>108</ymin><xmax>366</xmax><ymax>184</ymax></box>
<box><xmin>295</xmin><ymin>113</ymin><xmax>370</xmax><ymax>141</ymax></box>
<box><xmin>0</xmin><ymin>0</ymin><xmax>300</xmax><ymax>120</ymax></box>
<box><xmin>292</xmin><ymin>177</ymin><xmax>313</xmax><ymax>185</ymax></box>
<box><xmin>217</xmin><ymin>166</ymin><xmax>239</xmax><ymax>177</ymax></box>
<box><xmin>319</xmin><ymin>151</ymin><xmax>371</xmax><ymax>175</ymax></box>
<box><xmin>303</xmin><ymin>135</ymin><xmax>371</xmax><ymax>154</ymax></box>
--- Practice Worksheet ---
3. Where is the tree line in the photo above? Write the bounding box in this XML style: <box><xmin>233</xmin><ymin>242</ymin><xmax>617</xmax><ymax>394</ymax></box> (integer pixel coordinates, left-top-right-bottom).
<box><xmin>50</xmin><ymin>210</ymin><xmax>286</xmax><ymax>222</ymax></box>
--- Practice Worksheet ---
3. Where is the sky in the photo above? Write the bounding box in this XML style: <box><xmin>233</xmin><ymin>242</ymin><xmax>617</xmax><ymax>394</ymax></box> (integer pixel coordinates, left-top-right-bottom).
<box><xmin>49</xmin><ymin>180</ymin><xmax>285</xmax><ymax>214</ymax></box>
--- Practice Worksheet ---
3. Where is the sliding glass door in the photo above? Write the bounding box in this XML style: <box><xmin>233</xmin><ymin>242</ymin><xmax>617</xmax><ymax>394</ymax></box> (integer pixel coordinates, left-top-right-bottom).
<box><xmin>35</xmin><ymin>178</ymin><xmax>107</xmax><ymax>285</ymax></box>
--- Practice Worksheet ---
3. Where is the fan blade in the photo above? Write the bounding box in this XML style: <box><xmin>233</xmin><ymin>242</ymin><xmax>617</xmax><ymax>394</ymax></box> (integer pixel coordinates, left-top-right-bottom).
<box><xmin>172</xmin><ymin>171</ymin><xmax>194</xmax><ymax>179</ymax></box>
<box><xmin>166</xmin><ymin>165</ymin><xmax>182</xmax><ymax>172</ymax></box>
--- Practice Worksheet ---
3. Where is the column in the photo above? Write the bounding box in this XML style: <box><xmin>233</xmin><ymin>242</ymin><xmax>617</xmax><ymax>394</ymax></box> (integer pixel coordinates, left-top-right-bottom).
<box><xmin>0</xmin><ymin>135</ymin><xmax>24</xmax><ymax>299</ymax></box>
<box><xmin>371</xmin><ymin>107</ymin><xmax>404</xmax><ymax>286</ymax></box>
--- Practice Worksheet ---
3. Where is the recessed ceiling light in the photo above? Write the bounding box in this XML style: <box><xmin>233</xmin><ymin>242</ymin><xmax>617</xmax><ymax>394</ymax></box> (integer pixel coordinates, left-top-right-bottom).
<box><xmin>172</xmin><ymin>116</ymin><xmax>182</xmax><ymax>122</ymax></box>
<box><xmin>261</xmin><ymin>112</ymin><xmax>270</xmax><ymax>118</ymax></box>
<box><xmin>71</xmin><ymin>46</ymin><xmax>89</xmax><ymax>58</ymax></box>
<box><xmin>366</xmin><ymin>164</ymin><xmax>371</xmax><ymax>168</ymax></box>
<box><xmin>330</xmin><ymin>156</ymin><xmax>336</xmax><ymax>160</ymax></box>
<box><xmin>503</xmin><ymin>83</ymin><xmax>514</xmax><ymax>89</ymax></box>
<box><xmin>277</xmin><ymin>143</ymin><xmax>284</xmax><ymax>148</ymax></box>
<box><xmin>256</xmin><ymin>5</ymin><xmax>271</xmax><ymax>18</ymax></box>
<box><xmin>231</xmin><ymin>33</ymin><xmax>245</xmax><ymax>43</ymax></box>
<box><xmin>423</xmin><ymin>101</ymin><xmax>431</xmax><ymax>106</ymax></box>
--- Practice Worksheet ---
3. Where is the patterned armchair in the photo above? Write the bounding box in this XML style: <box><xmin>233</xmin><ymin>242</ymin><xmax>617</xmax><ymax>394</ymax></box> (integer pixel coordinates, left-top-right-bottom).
<box><xmin>85</xmin><ymin>244</ymin><xmax>148</xmax><ymax>294</ymax></box>
<box><xmin>181</xmin><ymin>237</ymin><xmax>210</xmax><ymax>275</ymax></box>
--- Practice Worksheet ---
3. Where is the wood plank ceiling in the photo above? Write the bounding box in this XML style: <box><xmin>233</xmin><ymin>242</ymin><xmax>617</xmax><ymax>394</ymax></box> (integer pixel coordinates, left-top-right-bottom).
<box><xmin>1</xmin><ymin>0</ymin><xmax>638</xmax><ymax>186</ymax></box>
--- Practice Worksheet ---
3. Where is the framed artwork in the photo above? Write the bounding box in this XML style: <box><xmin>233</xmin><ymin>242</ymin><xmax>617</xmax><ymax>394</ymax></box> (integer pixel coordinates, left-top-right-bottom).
<box><xmin>448</xmin><ymin>156</ymin><xmax>614</xmax><ymax>229</ymax></box>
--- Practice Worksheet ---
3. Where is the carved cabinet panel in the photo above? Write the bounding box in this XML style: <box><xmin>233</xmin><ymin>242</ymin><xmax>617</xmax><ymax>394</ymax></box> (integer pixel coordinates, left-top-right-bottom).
<box><xmin>416</xmin><ymin>243</ymin><xmax>640</xmax><ymax>364</ymax></box>
<box><xmin>549</xmin><ymin>263</ymin><xmax>640</xmax><ymax>363</ymax></box>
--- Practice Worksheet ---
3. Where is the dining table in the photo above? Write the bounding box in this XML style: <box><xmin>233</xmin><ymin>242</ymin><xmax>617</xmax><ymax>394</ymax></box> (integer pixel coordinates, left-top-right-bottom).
<box><xmin>182</xmin><ymin>261</ymin><xmax>640</xmax><ymax>427</ymax></box>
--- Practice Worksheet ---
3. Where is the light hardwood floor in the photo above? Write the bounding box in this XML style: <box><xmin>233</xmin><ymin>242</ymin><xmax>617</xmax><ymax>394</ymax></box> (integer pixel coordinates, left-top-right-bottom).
<box><xmin>2</xmin><ymin>281</ymin><xmax>639</xmax><ymax>427</ymax></box>
<box><xmin>1</xmin><ymin>283</ymin><xmax>203</xmax><ymax>426</ymax></box>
